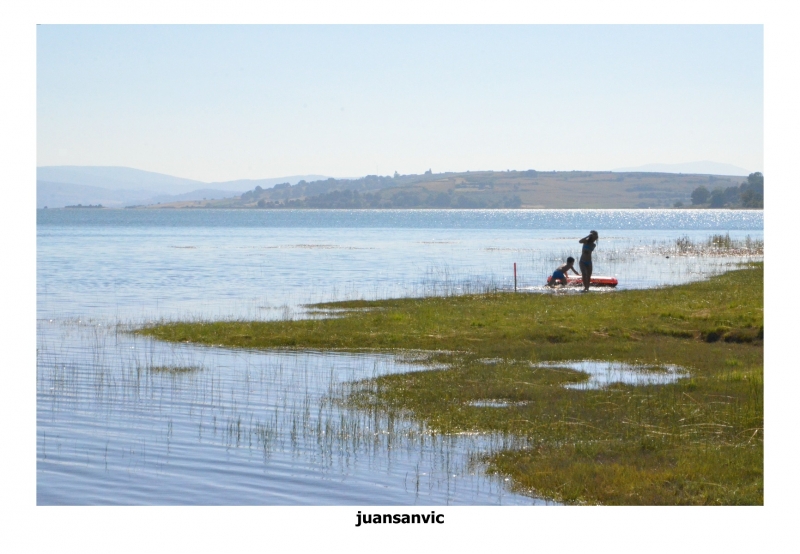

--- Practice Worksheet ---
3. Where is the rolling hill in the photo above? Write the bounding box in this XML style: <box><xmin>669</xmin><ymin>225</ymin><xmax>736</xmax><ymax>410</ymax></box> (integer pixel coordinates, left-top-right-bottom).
<box><xmin>144</xmin><ymin>169</ymin><xmax>751</xmax><ymax>210</ymax></box>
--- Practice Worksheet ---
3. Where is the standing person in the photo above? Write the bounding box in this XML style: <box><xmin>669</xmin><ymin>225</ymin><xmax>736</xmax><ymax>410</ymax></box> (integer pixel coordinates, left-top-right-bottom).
<box><xmin>578</xmin><ymin>230</ymin><xmax>599</xmax><ymax>292</ymax></box>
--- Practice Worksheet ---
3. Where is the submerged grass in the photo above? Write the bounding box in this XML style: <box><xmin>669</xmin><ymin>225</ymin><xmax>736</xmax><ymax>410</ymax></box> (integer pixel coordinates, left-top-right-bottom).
<box><xmin>139</xmin><ymin>263</ymin><xmax>763</xmax><ymax>505</ymax></box>
<box><xmin>148</xmin><ymin>364</ymin><xmax>204</xmax><ymax>374</ymax></box>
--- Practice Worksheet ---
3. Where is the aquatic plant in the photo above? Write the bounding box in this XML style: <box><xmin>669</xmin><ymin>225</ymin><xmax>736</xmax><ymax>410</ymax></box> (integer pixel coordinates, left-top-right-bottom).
<box><xmin>148</xmin><ymin>364</ymin><xmax>204</xmax><ymax>374</ymax></box>
<box><xmin>672</xmin><ymin>233</ymin><xmax>762</xmax><ymax>256</ymax></box>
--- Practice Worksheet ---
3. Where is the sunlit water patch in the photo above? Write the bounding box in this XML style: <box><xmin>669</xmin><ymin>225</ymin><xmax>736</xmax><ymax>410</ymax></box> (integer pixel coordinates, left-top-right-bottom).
<box><xmin>531</xmin><ymin>360</ymin><xmax>688</xmax><ymax>390</ymax></box>
<box><xmin>37</xmin><ymin>209</ymin><xmax>762</xmax><ymax>322</ymax></box>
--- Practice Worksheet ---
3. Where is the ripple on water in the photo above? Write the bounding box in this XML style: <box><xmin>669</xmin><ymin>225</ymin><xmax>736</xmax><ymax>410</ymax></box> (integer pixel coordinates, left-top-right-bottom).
<box><xmin>36</xmin><ymin>323</ymin><xmax>543</xmax><ymax>505</ymax></box>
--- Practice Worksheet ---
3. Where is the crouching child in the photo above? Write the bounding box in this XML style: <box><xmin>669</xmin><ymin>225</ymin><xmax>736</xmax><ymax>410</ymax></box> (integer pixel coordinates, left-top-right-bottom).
<box><xmin>548</xmin><ymin>257</ymin><xmax>580</xmax><ymax>286</ymax></box>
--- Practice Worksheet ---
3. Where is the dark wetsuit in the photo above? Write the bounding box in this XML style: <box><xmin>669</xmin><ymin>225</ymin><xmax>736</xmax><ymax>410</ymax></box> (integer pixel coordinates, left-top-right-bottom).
<box><xmin>579</xmin><ymin>242</ymin><xmax>595</xmax><ymax>271</ymax></box>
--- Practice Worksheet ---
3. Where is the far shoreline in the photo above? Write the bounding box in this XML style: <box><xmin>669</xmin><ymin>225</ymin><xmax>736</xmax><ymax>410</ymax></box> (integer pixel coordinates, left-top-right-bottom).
<box><xmin>37</xmin><ymin>205</ymin><xmax>765</xmax><ymax>211</ymax></box>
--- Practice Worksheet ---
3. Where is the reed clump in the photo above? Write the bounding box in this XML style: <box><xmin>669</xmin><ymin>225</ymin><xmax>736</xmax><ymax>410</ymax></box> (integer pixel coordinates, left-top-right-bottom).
<box><xmin>139</xmin><ymin>264</ymin><xmax>763</xmax><ymax>505</ymax></box>
<box><xmin>148</xmin><ymin>364</ymin><xmax>204</xmax><ymax>374</ymax></box>
<box><xmin>672</xmin><ymin>233</ymin><xmax>762</xmax><ymax>256</ymax></box>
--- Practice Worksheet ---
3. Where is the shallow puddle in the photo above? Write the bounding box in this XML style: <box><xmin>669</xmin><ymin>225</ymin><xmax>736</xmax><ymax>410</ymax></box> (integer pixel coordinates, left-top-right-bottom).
<box><xmin>531</xmin><ymin>360</ymin><xmax>688</xmax><ymax>390</ymax></box>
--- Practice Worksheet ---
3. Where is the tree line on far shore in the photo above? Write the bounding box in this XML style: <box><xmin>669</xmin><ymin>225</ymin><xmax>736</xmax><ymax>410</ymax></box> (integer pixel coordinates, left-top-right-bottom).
<box><xmin>687</xmin><ymin>172</ymin><xmax>763</xmax><ymax>208</ymax></box>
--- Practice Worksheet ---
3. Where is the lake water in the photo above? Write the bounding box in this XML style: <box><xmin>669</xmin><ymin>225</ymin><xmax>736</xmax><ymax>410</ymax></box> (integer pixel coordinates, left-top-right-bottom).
<box><xmin>36</xmin><ymin>209</ymin><xmax>763</xmax><ymax>505</ymax></box>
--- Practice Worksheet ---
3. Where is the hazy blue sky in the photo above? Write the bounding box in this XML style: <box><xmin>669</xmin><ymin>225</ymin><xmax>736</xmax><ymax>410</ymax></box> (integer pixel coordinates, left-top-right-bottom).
<box><xmin>37</xmin><ymin>25</ymin><xmax>763</xmax><ymax>181</ymax></box>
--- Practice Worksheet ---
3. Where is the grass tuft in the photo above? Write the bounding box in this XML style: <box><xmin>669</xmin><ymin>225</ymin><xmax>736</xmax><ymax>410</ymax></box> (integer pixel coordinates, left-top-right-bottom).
<box><xmin>148</xmin><ymin>365</ymin><xmax>204</xmax><ymax>374</ymax></box>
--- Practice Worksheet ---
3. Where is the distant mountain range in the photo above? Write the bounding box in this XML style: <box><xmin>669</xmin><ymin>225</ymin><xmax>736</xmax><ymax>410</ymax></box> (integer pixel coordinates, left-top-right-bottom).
<box><xmin>36</xmin><ymin>166</ymin><xmax>329</xmax><ymax>208</ymax></box>
<box><xmin>611</xmin><ymin>161</ymin><xmax>752</xmax><ymax>176</ymax></box>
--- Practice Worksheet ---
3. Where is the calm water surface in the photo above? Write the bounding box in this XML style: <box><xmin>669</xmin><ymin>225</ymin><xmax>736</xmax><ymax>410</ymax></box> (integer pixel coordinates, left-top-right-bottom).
<box><xmin>37</xmin><ymin>209</ymin><xmax>763</xmax><ymax>505</ymax></box>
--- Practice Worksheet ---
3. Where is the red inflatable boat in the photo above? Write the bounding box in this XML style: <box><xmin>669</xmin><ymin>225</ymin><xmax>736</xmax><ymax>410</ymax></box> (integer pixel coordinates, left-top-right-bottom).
<box><xmin>546</xmin><ymin>274</ymin><xmax>618</xmax><ymax>287</ymax></box>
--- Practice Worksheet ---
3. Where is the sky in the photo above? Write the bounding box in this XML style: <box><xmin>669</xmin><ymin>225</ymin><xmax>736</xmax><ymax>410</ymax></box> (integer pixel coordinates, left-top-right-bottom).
<box><xmin>37</xmin><ymin>25</ymin><xmax>763</xmax><ymax>182</ymax></box>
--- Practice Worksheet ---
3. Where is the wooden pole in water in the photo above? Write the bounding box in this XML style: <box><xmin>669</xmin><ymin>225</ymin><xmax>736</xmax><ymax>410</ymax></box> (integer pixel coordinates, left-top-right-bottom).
<box><xmin>514</xmin><ymin>262</ymin><xmax>517</xmax><ymax>292</ymax></box>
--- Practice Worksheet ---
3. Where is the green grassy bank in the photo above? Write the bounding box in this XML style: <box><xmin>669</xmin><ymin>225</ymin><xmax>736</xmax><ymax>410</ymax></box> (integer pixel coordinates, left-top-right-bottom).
<box><xmin>140</xmin><ymin>264</ymin><xmax>763</xmax><ymax>505</ymax></box>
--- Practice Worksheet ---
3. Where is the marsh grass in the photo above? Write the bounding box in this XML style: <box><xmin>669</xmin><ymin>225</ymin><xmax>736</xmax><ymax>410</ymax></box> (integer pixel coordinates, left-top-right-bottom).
<box><xmin>40</xmin><ymin>326</ymin><xmax>523</xmax><ymax>503</ymax></box>
<box><xmin>672</xmin><ymin>233</ymin><xmax>762</xmax><ymax>256</ymax></box>
<box><xmin>139</xmin><ymin>263</ymin><xmax>763</xmax><ymax>505</ymax></box>
<box><xmin>148</xmin><ymin>364</ymin><xmax>204</xmax><ymax>374</ymax></box>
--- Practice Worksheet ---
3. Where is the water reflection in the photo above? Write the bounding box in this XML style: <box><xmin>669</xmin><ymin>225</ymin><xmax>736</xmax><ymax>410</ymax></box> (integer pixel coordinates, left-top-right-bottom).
<box><xmin>531</xmin><ymin>360</ymin><xmax>688</xmax><ymax>390</ymax></box>
<box><xmin>37</xmin><ymin>321</ymin><xmax>539</xmax><ymax>505</ymax></box>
